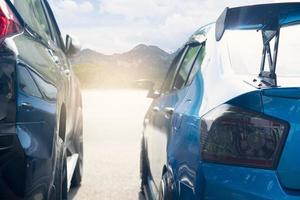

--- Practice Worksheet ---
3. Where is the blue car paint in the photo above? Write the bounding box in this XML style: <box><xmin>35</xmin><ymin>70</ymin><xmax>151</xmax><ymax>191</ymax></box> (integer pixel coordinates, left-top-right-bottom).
<box><xmin>0</xmin><ymin>0</ymin><xmax>83</xmax><ymax>198</ymax></box>
<box><xmin>143</xmin><ymin>21</ymin><xmax>300</xmax><ymax>200</ymax></box>
<box><xmin>262</xmin><ymin>90</ymin><xmax>300</xmax><ymax>190</ymax></box>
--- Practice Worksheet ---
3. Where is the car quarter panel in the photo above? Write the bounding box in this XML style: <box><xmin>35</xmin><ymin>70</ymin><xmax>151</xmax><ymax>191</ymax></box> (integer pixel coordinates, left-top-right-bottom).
<box><xmin>262</xmin><ymin>89</ymin><xmax>300</xmax><ymax>191</ymax></box>
<box><xmin>170</xmin><ymin>25</ymin><xmax>300</xmax><ymax>199</ymax></box>
<box><xmin>166</xmin><ymin>25</ymin><xmax>271</xmax><ymax>199</ymax></box>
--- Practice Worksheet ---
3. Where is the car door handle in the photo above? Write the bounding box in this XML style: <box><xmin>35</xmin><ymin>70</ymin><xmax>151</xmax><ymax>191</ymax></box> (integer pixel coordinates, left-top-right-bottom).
<box><xmin>20</xmin><ymin>102</ymin><xmax>33</xmax><ymax>111</ymax></box>
<box><xmin>53</xmin><ymin>56</ymin><xmax>61</xmax><ymax>65</ymax></box>
<box><xmin>48</xmin><ymin>49</ymin><xmax>61</xmax><ymax>65</ymax></box>
<box><xmin>152</xmin><ymin>106</ymin><xmax>160</xmax><ymax>112</ymax></box>
<box><xmin>163</xmin><ymin>107</ymin><xmax>174</xmax><ymax>115</ymax></box>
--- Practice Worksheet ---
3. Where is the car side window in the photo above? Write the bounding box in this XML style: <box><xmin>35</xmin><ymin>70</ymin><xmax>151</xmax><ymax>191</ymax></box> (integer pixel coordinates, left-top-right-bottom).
<box><xmin>13</xmin><ymin>0</ymin><xmax>52</xmax><ymax>42</ymax></box>
<box><xmin>172</xmin><ymin>45</ymin><xmax>201</xmax><ymax>91</ymax></box>
<box><xmin>17</xmin><ymin>66</ymin><xmax>42</xmax><ymax>98</ymax></box>
<box><xmin>186</xmin><ymin>43</ymin><xmax>206</xmax><ymax>85</ymax></box>
<box><xmin>42</xmin><ymin>0</ymin><xmax>64</xmax><ymax>49</ymax></box>
<box><xmin>161</xmin><ymin>47</ymin><xmax>187</xmax><ymax>94</ymax></box>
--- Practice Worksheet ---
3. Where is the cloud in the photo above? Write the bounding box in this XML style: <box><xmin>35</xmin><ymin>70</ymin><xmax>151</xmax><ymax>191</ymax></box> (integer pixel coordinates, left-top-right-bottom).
<box><xmin>50</xmin><ymin>0</ymin><xmax>94</xmax><ymax>27</ymax></box>
<box><xmin>53</xmin><ymin>0</ymin><xmax>94</xmax><ymax>13</ymax></box>
<box><xmin>50</xmin><ymin>0</ymin><xmax>287</xmax><ymax>54</ymax></box>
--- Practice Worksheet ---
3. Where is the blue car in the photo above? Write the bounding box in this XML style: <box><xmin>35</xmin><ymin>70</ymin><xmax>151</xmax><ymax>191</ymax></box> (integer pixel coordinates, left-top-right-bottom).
<box><xmin>140</xmin><ymin>3</ymin><xmax>300</xmax><ymax>199</ymax></box>
<box><xmin>0</xmin><ymin>0</ymin><xmax>83</xmax><ymax>199</ymax></box>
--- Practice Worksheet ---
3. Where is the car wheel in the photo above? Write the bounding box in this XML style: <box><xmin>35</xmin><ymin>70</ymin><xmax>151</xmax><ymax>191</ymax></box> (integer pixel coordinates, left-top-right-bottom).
<box><xmin>71</xmin><ymin>109</ymin><xmax>83</xmax><ymax>187</ymax></box>
<box><xmin>55</xmin><ymin>139</ymin><xmax>68</xmax><ymax>200</ymax></box>
<box><xmin>140</xmin><ymin>138</ymin><xmax>148</xmax><ymax>191</ymax></box>
<box><xmin>159</xmin><ymin>172</ymin><xmax>176</xmax><ymax>200</ymax></box>
<box><xmin>71</xmin><ymin>142</ymin><xmax>83</xmax><ymax>187</ymax></box>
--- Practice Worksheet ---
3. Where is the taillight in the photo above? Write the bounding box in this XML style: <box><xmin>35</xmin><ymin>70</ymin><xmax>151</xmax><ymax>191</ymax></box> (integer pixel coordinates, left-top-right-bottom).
<box><xmin>200</xmin><ymin>104</ymin><xmax>289</xmax><ymax>169</ymax></box>
<box><xmin>0</xmin><ymin>0</ymin><xmax>21</xmax><ymax>38</ymax></box>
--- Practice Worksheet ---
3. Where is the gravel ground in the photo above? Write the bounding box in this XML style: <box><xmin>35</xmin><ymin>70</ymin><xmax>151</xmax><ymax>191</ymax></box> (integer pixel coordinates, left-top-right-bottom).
<box><xmin>69</xmin><ymin>90</ymin><xmax>152</xmax><ymax>200</ymax></box>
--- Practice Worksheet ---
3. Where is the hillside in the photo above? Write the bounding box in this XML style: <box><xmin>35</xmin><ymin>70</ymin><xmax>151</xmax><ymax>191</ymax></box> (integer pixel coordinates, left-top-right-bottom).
<box><xmin>72</xmin><ymin>44</ymin><xmax>174</xmax><ymax>89</ymax></box>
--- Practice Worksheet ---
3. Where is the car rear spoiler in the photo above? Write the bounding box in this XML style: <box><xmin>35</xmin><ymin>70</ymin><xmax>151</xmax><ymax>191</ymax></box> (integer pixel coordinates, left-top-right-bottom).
<box><xmin>216</xmin><ymin>3</ymin><xmax>300</xmax><ymax>41</ymax></box>
<box><xmin>215</xmin><ymin>3</ymin><xmax>300</xmax><ymax>87</ymax></box>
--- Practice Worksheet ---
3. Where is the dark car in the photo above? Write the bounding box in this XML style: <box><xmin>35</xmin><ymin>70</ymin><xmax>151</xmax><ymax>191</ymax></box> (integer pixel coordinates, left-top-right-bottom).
<box><xmin>140</xmin><ymin>3</ymin><xmax>300</xmax><ymax>200</ymax></box>
<box><xmin>0</xmin><ymin>0</ymin><xmax>83</xmax><ymax>199</ymax></box>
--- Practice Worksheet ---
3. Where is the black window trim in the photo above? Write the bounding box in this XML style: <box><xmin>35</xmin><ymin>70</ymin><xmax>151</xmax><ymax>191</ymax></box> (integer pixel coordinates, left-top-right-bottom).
<box><xmin>29</xmin><ymin>0</ymin><xmax>54</xmax><ymax>47</ymax></box>
<box><xmin>160</xmin><ymin>46</ymin><xmax>189</xmax><ymax>95</ymax></box>
<box><xmin>39</xmin><ymin>0</ymin><xmax>56</xmax><ymax>43</ymax></box>
<box><xmin>41</xmin><ymin>0</ymin><xmax>65</xmax><ymax>50</ymax></box>
<box><xmin>171</xmin><ymin>42</ymin><xmax>203</xmax><ymax>92</ymax></box>
<box><xmin>185</xmin><ymin>42</ymin><xmax>206</xmax><ymax>87</ymax></box>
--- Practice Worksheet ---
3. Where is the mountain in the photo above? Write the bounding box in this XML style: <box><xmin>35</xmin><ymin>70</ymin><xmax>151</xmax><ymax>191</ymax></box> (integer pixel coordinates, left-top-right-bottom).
<box><xmin>72</xmin><ymin>44</ymin><xmax>175</xmax><ymax>89</ymax></box>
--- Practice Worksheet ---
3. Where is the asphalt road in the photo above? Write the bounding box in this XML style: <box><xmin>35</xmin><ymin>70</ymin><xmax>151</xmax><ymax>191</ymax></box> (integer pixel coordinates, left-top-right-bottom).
<box><xmin>69</xmin><ymin>89</ymin><xmax>152</xmax><ymax>200</ymax></box>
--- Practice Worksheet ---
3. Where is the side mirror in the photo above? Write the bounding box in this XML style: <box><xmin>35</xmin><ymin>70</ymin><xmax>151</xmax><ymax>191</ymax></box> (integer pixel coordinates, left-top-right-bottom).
<box><xmin>65</xmin><ymin>34</ymin><xmax>81</xmax><ymax>56</ymax></box>
<box><xmin>147</xmin><ymin>89</ymin><xmax>160</xmax><ymax>99</ymax></box>
<box><xmin>133</xmin><ymin>79</ymin><xmax>160</xmax><ymax>99</ymax></box>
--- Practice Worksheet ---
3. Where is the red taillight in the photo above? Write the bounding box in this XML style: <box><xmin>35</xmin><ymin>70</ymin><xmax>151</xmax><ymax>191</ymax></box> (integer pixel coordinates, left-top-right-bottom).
<box><xmin>0</xmin><ymin>1</ymin><xmax>21</xmax><ymax>38</ymax></box>
<box><xmin>200</xmin><ymin>104</ymin><xmax>289</xmax><ymax>169</ymax></box>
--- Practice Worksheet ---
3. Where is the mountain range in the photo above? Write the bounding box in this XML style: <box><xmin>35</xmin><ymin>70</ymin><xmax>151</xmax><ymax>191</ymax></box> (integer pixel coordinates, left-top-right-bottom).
<box><xmin>71</xmin><ymin>44</ymin><xmax>175</xmax><ymax>89</ymax></box>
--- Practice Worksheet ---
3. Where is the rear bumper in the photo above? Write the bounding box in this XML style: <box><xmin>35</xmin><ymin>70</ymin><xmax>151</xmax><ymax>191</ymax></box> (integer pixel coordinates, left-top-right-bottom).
<box><xmin>200</xmin><ymin>163</ymin><xmax>300</xmax><ymax>200</ymax></box>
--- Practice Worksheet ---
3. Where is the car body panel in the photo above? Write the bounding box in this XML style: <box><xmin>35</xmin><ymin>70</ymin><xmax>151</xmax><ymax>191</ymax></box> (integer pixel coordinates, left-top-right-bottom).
<box><xmin>262</xmin><ymin>89</ymin><xmax>300</xmax><ymax>190</ymax></box>
<box><xmin>0</xmin><ymin>0</ymin><xmax>83</xmax><ymax>199</ymax></box>
<box><xmin>143</xmin><ymin>17</ymin><xmax>300</xmax><ymax>199</ymax></box>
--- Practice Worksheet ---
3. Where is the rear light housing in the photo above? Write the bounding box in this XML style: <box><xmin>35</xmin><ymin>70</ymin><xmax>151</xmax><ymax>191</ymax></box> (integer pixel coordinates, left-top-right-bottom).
<box><xmin>0</xmin><ymin>0</ymin><xmax>21</xmax><ymax>38</ymax></box>
<box><xmin>200</xmin><ymin>104</ymin><xmax>289</xmax><ymax>169</ymax></box>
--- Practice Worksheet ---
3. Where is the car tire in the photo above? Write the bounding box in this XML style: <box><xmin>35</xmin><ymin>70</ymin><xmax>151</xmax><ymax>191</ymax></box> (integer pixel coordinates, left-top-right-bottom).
<box><xmin>71</xmin><ymin>143</ymin><xmax>83</xmax><ymax>187</ymax></box>
<box><xmin>55</xmin><ymin>139</ymin><xmax>68</xmax><ymax>200</ymax></box>
<box><xmin>140</xmin><ymin>138</ymin><xmax>148</xmax><ymax>191</ymax></box>
<box><xmin>159</xmin><ymin>172</ymin><xmax>176</xmax><ymax>200</ymax></box>
<box><xmin>71</xmin><ymin>108</ymin><xmax>83</xmax><ymax>187</ymax></box>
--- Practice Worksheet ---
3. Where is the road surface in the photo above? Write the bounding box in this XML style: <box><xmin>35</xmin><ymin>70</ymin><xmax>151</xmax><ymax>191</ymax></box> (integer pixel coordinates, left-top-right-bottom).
<box><xmin>70</xmin><ymin>89</ymin><xmax>152</xmax><ymax>200</ymax></box>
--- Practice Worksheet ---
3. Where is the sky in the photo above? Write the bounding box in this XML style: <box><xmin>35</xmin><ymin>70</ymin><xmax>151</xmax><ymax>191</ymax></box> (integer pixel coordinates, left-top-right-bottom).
<box><xmin>48</xmin><ymin>0</ymin><xmax>294</xmax><ymax>55</ymax></box>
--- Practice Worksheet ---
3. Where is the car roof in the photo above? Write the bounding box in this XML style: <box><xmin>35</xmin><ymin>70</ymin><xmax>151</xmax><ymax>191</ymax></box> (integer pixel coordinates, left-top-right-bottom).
<box><xmin>186</xmin><ymin>23</ymin><xmax>214</xmax><ymax>45</ymax></box>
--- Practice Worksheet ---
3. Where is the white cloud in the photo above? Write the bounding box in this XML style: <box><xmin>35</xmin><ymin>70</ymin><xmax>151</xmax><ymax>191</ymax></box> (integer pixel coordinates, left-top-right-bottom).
<box><xmin>99</xmin><ymin>0</ymin><xmax>174</xmax><ymax>19</ymax></box>
<box><xmin>50</xmin><ymin>0</ymin><xmax>294</xmax><ymax>54</ymax></box>
<box><xmin>51</xmin><ymin>0</ymin><xmax>94</xmax><ymax>16</ymax></box>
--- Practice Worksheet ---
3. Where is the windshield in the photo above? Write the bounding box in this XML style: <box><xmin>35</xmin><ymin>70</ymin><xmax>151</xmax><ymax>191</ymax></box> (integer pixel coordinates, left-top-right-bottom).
<box><xmin>224</xmin><ymin>24</ymin><xmax>300</xmax><ymax>77</ymax></box>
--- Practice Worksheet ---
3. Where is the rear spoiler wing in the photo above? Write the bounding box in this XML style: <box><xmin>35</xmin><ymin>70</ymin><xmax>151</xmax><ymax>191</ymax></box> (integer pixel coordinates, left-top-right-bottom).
<box><xmin>216</xmin><ymin>3</ymin><xmax>300</xmax><ymax>41</ymax></box>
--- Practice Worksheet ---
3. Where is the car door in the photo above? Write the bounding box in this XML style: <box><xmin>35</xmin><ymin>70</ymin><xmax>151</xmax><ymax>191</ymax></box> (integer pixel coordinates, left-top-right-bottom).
<box><xmin>15</xmin><ymin>0</ymin><xmax>61</xmax><ymax>159</ymax></box>
<box><xmin>147</xmin><ymin>43</ymin><xmax>202</xmax><ymax>193</ymax></box>
<box><xmin>17</xmin><ymin>65</ymin><xmax>57</xmax><ymax>159</ymax></box>
<box><xmin>145</xmin><ymin>48</ymin><xmax>185</xmax><ymax>192</ymax></box>
<box><xmin>170</xmin><ymin>42</ymin><xmax>207</xmax><ymax>198</ymax></box>
<box><xmin>9</xmin><ymin>1</ymin><xmax>65</xmax><ymax>196</ymax></box>
<box><xmin>41</xmin><ymin>0</ymin><xmax>77</xmax><ymax>143</ymax></box>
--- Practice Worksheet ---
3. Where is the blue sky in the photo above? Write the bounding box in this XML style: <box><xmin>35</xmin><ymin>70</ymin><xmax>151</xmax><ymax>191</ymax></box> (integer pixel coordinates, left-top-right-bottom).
<box><xmin>49</xmin><ymin>0</ymin><xmax>291</xmax><ymax>54</ymax></box>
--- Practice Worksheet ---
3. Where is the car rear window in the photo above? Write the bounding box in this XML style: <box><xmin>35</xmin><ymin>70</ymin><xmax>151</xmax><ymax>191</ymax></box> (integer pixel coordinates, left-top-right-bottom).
<box><xmin>12</xmin><ymin>0</ymin><xmax>52</xmax><ymax>42</ymax></box>
<box><xmin>224</xmin><ymin>24</ymin><xmax>300</xmax><ymax>77</ymax></box>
